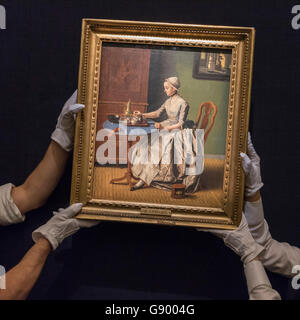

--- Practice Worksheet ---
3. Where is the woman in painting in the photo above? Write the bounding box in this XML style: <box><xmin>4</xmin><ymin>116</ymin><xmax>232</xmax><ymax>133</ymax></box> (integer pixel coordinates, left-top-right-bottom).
<box><xmin>130</xmin><ymin>76</ymin><xmax>204</xmax><ymax>192</ymax></box>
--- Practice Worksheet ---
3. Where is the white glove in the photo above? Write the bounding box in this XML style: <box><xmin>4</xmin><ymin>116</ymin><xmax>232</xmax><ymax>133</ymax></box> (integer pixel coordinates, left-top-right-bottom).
<box><xmin>51</xmin><ymin>90</ymin><xmax>84</xmax><ymax>152</ymax></box>
<box><xmin>240</xmin><ymin>132</ymin><xmax>264</xmax><ymax>197</ymax></box>
<box><xmin>197</xmin><ymin>215</ymin><xmax>281</xmax><ymax>300</ymax></box>
<box><xmin>244</xmin><ymin>259</ymin><xmax>281</xmax><ymax>300</ymax></box>
<box><xmin>32</xmin><ymin>203</ymin><xmax>100</xmax><ymax>250</ymax></box>
<box><xmin>197</xmin><ymin>214</ymin><xmax>265</xmax><ymax>264</ymax></box>
<box><xmin>244</xmin><ymin>200</ymin><xmax>300</xmax><ymax>278</ymax></box>
<box><xmin>0</xmin><ymin>183</ymin><xmax>25</xmax><ymax>226</ymax></box>
<box><xmin>241</xmin><ymin>134</ymin><xmax>300</xmax><ymax>277</ymax></box>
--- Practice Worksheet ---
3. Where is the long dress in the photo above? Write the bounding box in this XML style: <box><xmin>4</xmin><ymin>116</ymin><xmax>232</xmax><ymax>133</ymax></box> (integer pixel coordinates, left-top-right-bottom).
<box><xmin>129</xmin><ymin>94</ymin><xmax>204</xmax><ymax>193</ymax></box>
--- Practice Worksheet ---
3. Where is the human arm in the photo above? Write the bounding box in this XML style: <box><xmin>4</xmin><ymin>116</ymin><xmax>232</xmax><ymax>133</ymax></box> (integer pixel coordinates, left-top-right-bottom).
<box><xmin>0</xmin><ymin>203</ymin><xmax>99</xmax><ymax>300</ymax></box>
<box><xmin>244</xmin><ymin>259</ymin><xmax>281</xmax><ymax>300</ymax></box>
<box><xmin>159</xmin><ymin>122</ymin><xmax>182</xmax><ymax>131</ymax></box>
<box><xmin>197</xmin><ymin>214</ymin><xmax>281</xmax><ymax>300</ymax></box>
<box><xmin>134</xmin><ymin>103</ymin><xmax>166</xmax><ymax>120</ymax></box>
<box><xmin>155</xmin><ymin>121</ymin><xmax>182</xmax><ymax>131</ymax></box>
<box><xmin>0</xmin><ymin>91</ymin><xmax>84</xmax><ymax>223</ymax></box>
<box><xmin>241</xmin><ymin>133</ymin><xmax>300</xmax><ymax>277</ymax></box>
<box><xmin>159</xmin><ymin>102</ymin><xmax>189</xmax><ymax>131</ymax></box>
<box><xmin>0</xmin><ymin>237</ymin><xmax>51</xmax><ymax>300</ymax></box>
<box><xmin>11</xmin><ymin>140</ymin><xmax>69</xmax><ymax>214</ymax></box>
<box><xmin>244</xmin><ymin>198</ymin><xmax>300</xmax><ymax>278</ymax></box>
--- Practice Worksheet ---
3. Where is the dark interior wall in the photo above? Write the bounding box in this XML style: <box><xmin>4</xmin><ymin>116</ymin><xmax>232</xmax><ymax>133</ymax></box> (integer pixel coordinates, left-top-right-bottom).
<box><xmin>0</xmin><ymin>0</ymin><xmax>299</xmax><ymax>300</ymax></box>
<box><xmin>148</xmin><ymin>49</ymin><xmax>178</xmax><ymax>109</ymax></box>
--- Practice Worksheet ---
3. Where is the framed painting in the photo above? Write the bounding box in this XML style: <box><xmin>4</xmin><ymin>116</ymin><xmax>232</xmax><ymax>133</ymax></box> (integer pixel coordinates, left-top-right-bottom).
<box><xmin>70</xmin><ymin>19</ymin><xmax>255</xmax><ymax>230</ymax></box>
<box><xmin>193</xmin><ymin>50</ymin><xmax>232</xmax><ymax>81</ymax></box>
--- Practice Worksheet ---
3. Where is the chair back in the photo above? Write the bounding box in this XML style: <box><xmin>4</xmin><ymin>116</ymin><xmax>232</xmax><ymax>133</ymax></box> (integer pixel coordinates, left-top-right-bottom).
<box><xmin>195</xmin><ymin>101</ymin><xmax>217</xmax><ymax>143</ymax></box>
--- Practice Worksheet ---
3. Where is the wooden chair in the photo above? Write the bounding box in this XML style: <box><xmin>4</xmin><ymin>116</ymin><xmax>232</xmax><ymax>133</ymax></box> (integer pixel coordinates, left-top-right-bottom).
<box><xmin>195</xmin><ymin>101</ymin><xmax>217</xmax><ymax>143</ymax></box>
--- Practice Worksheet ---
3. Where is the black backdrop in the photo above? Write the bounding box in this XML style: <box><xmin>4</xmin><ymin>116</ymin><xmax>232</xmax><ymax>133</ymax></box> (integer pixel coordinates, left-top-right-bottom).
<box><xmin>0</xmin><ymin>0</ymin><xmax>299</xmax><ymax>300</ymax></box>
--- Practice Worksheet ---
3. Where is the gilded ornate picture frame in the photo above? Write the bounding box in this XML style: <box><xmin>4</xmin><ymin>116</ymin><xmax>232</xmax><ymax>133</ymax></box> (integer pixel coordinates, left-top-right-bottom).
<box><xmin>71</xmin><ymin>19</ymin><xmax>254</xmax><ymax>230</ymax></box>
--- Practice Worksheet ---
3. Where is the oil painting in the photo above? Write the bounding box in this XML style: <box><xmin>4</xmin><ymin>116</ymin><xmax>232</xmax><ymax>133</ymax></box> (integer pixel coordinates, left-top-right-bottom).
<box><xmin>71</xmin><ymin>19</ymin><xmax>255</xmax><ymax>229</ymax></box>
<box><xmin>93</xmin><ymin>43</ymin><xmax>231</xmax><ymax>210</ymax></box>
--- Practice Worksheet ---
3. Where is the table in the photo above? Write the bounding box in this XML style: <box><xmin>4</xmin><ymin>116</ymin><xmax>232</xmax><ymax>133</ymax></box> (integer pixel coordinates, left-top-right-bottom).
<box><xmin>103</xmin><ymin>119</ymin><xmax>156</xmax><ymax>190</ymax></box>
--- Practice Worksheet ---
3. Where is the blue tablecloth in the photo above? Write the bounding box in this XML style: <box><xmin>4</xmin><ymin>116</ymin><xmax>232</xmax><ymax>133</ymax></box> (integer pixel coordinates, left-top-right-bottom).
<box><xmin>103</xmin><ymin>120</ymin><xmax>157</xmax><ymax>136</ymax></box>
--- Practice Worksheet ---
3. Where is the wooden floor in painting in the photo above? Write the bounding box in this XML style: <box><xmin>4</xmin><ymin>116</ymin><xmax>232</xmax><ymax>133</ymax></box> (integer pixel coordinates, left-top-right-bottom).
<box><xmin>93</xmin><ymin>158</ymin><xmax>224</xmax><ymax>209</ymax></box>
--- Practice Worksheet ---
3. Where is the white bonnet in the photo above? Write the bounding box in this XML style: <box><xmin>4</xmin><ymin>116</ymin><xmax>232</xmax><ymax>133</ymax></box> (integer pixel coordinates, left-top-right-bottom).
<box><xmin>165</xmin><ymin>77</ymin><xmax>180</xmax><ymax>90</ymax></box>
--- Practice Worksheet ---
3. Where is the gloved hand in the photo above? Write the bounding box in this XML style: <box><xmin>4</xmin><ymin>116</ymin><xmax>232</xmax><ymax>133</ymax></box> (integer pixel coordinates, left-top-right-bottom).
<box><xmin>197</xmin><ymin>215</ymin><xmax>281</xmax><ymax>300</ymax></box>
<box><xmin>240</xmin><ymin>132</ymin><xmax>264</xmax><ymax>197</ymax></box>
<box><xmin>240</xmin><ymin>132</ymin><xmax>266</xmax><ymax>243</ymax></box>
<box><xmin>241</xmin><ymin>133</ymin><xmax>300</xmax><ymax>278</ymax></box>
<box><xmin>32</xmin><ymin>203</ymin><xmax>100</xmax><ymax>250</ymax></box>
<box><xmin>244</xmin><ymin>259</ymin><xmax>281</xmax><ymax>300</ymax></box>
<box><xmin>197</xmin><ymin>214</ymin><xmax>264</xmax><ymax>264</ymax></box>
<box><xmin>244</xmin><ymin>200</ymin><xmax>300</xmax><ymax>278</ymax></box>
<box><xmin>51</xmin><ymin>90</ymin><xmax>84</xmax><ymax>152</ymax></box>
